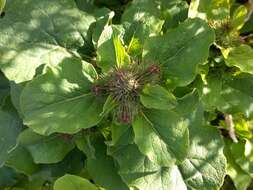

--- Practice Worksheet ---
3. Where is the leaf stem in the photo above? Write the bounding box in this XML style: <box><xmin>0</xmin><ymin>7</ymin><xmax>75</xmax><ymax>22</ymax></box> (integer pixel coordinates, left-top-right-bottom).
<box><xmin>224</xmin><ymin>114</ymin><xmax>238</xmax><ymax>143</ymax></box>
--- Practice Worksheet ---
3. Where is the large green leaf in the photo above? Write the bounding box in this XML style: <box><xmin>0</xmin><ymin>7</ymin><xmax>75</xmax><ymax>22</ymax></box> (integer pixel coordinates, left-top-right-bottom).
<box><xmin>20</xmin><ymin>58</ymin><xmax>104</xmax><ymax>135</ymax></box>
<box><xmin>0</xmin><ymin>108</ymin><xmax>22</xmax><ymax>166</ymax></box>
<box><xmin>140</xmin><ymin>84</ymin><xmax>177</xmax><ymax>110</ymax></box>
<box><xmin>178</xmin><ymin>106</ymin><xmax>227</xmax><ymax>190</ymax></box>
<box><xmin>5</xmin><ymin>146</ymin><xmax>40</xmax><ymax>175</ymax></box>
<box><xmin>0</xmin><ymin>0</ymin><xmax>95</xmax><ymax>83</ymax></box>
<box><xmin>133</xmin><ymin>110</ymin><xmax>189</xmax><ymax>167</ymax></box>
<box><xmin>226</xmin><ymin>45</ymin><xmax>253</xmax><ymax>74</ymax></box>
<box><xmin>54</xmin><ymin>174</ymin><xmax>98</xmax><ymax>190</ymax></box>
<box><xmin>143</xmin><ymin>18</ymin><xmax>214</xmax><ymax>87</ymax></box>
<box><xmin>76</xmin><ymin>134</ymin><xmax>129</xmax><ymax>190</ymax></box>
<box><xmin>111</xmin><ymin>91</ymin><xmax>226</xmax><ymax>190</ymax></box>
<box><xmin>18</xmin><ymin>129</ymin><xmax>75</xmax><ymax>164</ymax></box>
<box><xmin>188</xmin><ymin>0</ymin><xmax>230</xmax><ymax>20</ymax></box>
<box><xmin>109</xmin><ymin>144</ymin><xmax>187</xmax><ymax>190</ymax></box>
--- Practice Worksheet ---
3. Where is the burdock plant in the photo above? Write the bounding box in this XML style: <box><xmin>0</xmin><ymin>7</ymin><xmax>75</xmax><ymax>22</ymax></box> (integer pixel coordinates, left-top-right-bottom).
<box><xmin>18</xmin><ymin>7</ymin><xmax>226</xmax><ymax>189</ymax></box>
<box><xmin>1</xmin><ymin>0</ymin><xmax>253</xmax><ymax>189</ymax></box>
<box><xmin>0</xmin><ymin>0</ymin><xmax>223</xmax><ymax>187</ymax></box>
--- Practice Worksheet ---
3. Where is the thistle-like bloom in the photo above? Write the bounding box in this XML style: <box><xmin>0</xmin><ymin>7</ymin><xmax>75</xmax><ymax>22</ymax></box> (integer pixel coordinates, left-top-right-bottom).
<box><xmin>92</xmin><ymin>61</ymin><xmax>160</xmax><ymax>123</ymax></box>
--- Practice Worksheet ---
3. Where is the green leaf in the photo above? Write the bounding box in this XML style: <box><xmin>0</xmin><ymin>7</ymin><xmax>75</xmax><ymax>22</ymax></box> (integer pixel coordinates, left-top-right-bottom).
<box><xmin>123</xmin><ymin>22</ymin><xmax>156</xmax><ymax>58</ymax></box>
<box><xmin>54</xmin><ymin>174</ymin><xmax>98</xmax><ymax>190</ymax></box>
<box><xmin>140</xmin><ymin>84</ymin><xmax>177</xmax><ymax>110</ymax></box>
<box><xmin>230</xmin><ymin>139</ymin><xmax>253</xmax><ymax>176</ymax></box>
<box><xmin>0</xmin><ymin>166</ymin><xmax>18</xmax><ymax>189</ymax></box>
<box><xmin>241</xmin><ymin>13</ymin><xmax>253</xmax><ymax>33</ymax></box>
<box><xmin>113</xmin><ymin>36</ymin><xmax>131</xmax><ymax>68</ymax></box>
<box><xmin>0</xmin><ymin>0</ymin><xmax>95</xmax><ymax>83</ymax></box>
<box><xmin>75</xmin><ymin>0</ymin><xmax>96</xmax><ymax>13</ymax></box>
<box><xmin>174</xmin><ymin>89</ymin><xmax>199</xmax><ymax>115</ymax></box>
<box><xmin>96</xmin><ymin>25</ymin><xmax>130</xmax><ymax>72</ymax></box>
<box><xmin>75</xmin><ymin>133</ymin><xmax>96</xmax><ymax>159</ymax></box>
<box><xmin>133</xmin><ymin>110</ymin><xmax>189</xmax><ymax>167</ymax></box>
<box><xmin>143</xmin><ymin>18</ymin><xmax>214</xmax><ymax>87</ymax></box>
<box><xmin>231</xmin><ymin>5</ymin><xmax>248</xmax><ymax>30</ymax></box>
<box><xmin>196</xmin><ymin>72</ymin><xmax>223</xmax><ymax>111</ymax></box>
<box><xmin>219</xmin><ymin>74</ymin><xmax>253</xmax><ymax>118</ymax></box>
<box><xmin>198</xmin><ymin>72</ymin><xmax>253</xmax><ymax>118</ymax></box>
<box><xmin>10</xmin><ymin>81</ymin><xmax>26</xmax><ymax>117</ymax></box>
<box><xmin>111</xmin><ymin>122</ymin><xmax>133</xmax><ymax>146</ymax></box>
<box><xmin>18</xmin><ymin>129</ymin><xmax>75</xmax><ymax>164</ymax></box>
<box><xmin>224</xmin><ymin>139</ymin><xmax>252</xmax><ymax>190</ymax></box>
<box><xmin>176</xmin><ymin>101</ymin><xmax>227</xmax><ymax>190</ymax></box>
<box><xmin>100</xmin><ymin>95</ymin><xmax>117</xmax><ymax>117</ymax></box>
<box><xmin>188</xmin><ymin>0</ymin><xmax>230</xmax><ymax>20</ymax></box>
<box><xmin>226</xmin><ymin>45</ymin><xmax>253</xmax><ymax>74</ymax></box>
<box><xmin>20</xmin><ymin>58</ymin><xmax>104</xmax><ymax>135</ymax></box>
<box><xmin>92</xmin><ymin>9</ymin><xmax>115</xmax><ymax>46</ymax></box>
<box><xmin>109</xmin><ymin>143</ymin><xmax>187</xmax><ymax>190</ymax></box>
<box><xmin>49</xmin><ymin>149</ymin><xmax>85</xmax><ymax>178</ymax></box>
<box><xmin>0</xmin><ymin>72</ymin><xmax>10</xmax><ymax>107</ymax></box>
<box><xmin>111</xmin><ymin>111</ymin><xmax>226</xmax><ymax>190</ymax></box>
<box><xmin>84</xmin><ymin>135</ymin><xmax>129</xmax><ymax>190</ymax></box>
<box><xmin>161</xmin><ymin>0</ymin><xmax>189</xmax><ymax>30</ymax></box>
<box><xmin>122</xmin><ymin>0</ymin><xmax>164</xmax><ymax>36</ymax></box>
<box><xmin>0</xmin><ymin>0</ymin><xmax>5</xmax><ymax>14</ymax></box>
<box><xmin>234</xmin><ymin>116</ymin><xmax>252</xmax><ymax>139</ymax></box>
<box><xmin>5</xmin><ymin>146</ymin><xmax>40</xmax><ymax>175</ymax></box>
<box><xmin>0</xmin><ymin>108</ymin><xmax>22</xmax><ymax>167</ymax></box>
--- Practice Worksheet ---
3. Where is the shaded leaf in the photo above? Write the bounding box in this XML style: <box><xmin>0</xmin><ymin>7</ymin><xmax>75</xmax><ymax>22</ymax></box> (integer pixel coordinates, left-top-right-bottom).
<box><xmin>77</xmin><ymin>134</ymin><xmax>129</xmax><ymax>190</ymax></box>
<box><xmin>140</xmin><ymin>84</ymin><xmax>177</xmax><ymax>110</ymax></box>
<box><xmin>20</xmin><ymin>58</ymin><xmax>103</xmax><ymax>135</ymax></box>
<box><xmin>5</xmin><ymin>146</ymin><xmax>40</xmax><ymax>175</ymax></box>
<box><xmin>133</xmin><ymin>110</ymin><xmax>189</xmax><ymax>167</ymax></box>
<box><xmin>143</xmin><ymin>18</ymin><xmax>214</xmax><ymax>87</ymax></box>
<box><xmin>18</xmin><ymin>129</ymin><xmax>75</xmax><ymax>164</ymax></box>
<box><xmin>224</xmin><ymin>139</ymin><xmax>252</xmax><ymax>190</ymax></box>
<box><xmin>0</xmin><ymin>108</ymin><xmax>22</xmax><ymax>167</ymax></box>
<box><xmin>226</xmin><ymin>45</ymin><xmax>253</xmax><ymax>74</ymax></box>
<box><xmin>0</xmin><ymin>0</ymin><xmax>95</xmax><ymax>83</ymax></box>
<box><xmin>122</xmin><ymin>0</ymin><xmax>164</xmax><ymax>36</ymax></box>
<box><xmin>230</xmin><ymin>139</ymin><xmax>253</xmax><ymax>176</ymax></box>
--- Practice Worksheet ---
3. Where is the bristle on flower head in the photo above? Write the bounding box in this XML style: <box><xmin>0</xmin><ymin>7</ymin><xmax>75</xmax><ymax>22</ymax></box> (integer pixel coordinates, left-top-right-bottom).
<box><xmin>147</xmin><ymin>64</ymin><xmax>160</xmax><ymax>74</ymax></box>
